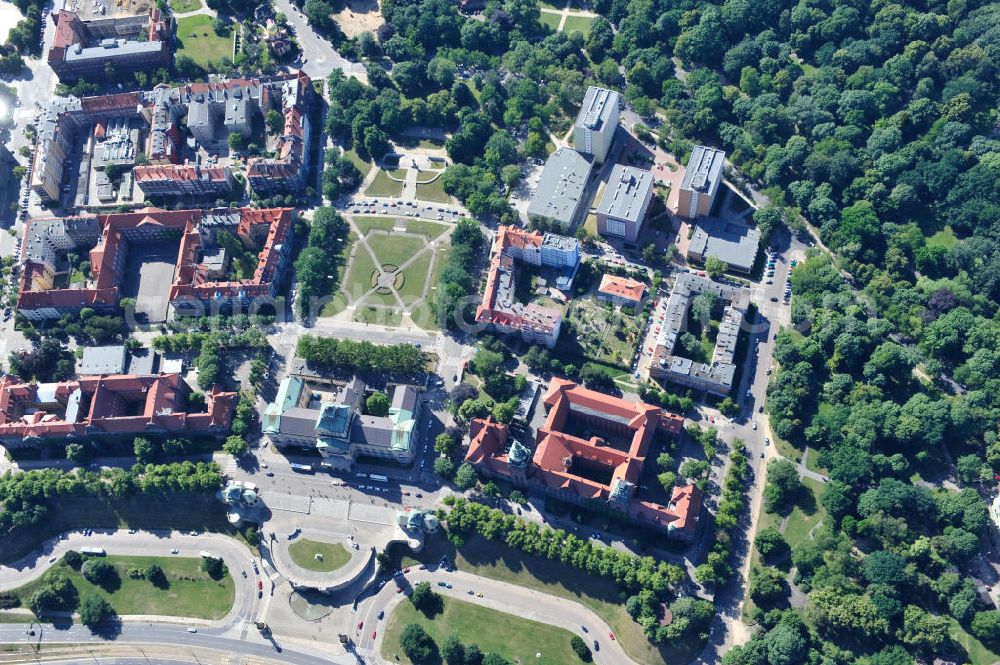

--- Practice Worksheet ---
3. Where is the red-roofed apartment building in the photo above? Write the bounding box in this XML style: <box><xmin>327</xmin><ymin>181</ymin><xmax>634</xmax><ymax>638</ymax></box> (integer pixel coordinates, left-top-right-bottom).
<box><xmin>465</xmin><ymin>377</ymin><xmax>701</xmax><ymax>539</ymax></box>
<box><xmin>17</xmin><ymin>207</ymin><xmax>293</xmax><ymax>322</ymax></box>
<box><xmin>597</xmin><ymin>274</ymin><xmax>647</xmax><ymax>308</ymax></box>
<box><xmin>0</xmin><ymin>373</ymin><xmax>236</xmax><ymax>448</ymax></box>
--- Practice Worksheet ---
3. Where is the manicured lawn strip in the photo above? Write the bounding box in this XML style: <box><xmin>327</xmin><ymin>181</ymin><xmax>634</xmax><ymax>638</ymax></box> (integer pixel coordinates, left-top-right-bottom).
<box><xmin>354</xmin><ymin>305</ymin><xmax>402</xmax><ymax>326</ymax></box>
<box><xmin>360</xmin><ymin>291</ymin><xmax>399</xmax><ymax>308</ymax></box>
<box><xmin>803</xmin><ymin>447</ymin><xmax>828</xmax><ymax>475</ymax></box>
<box><xmin>562</xmin><ymin>14</ymin><xmax>595</xmax><ymax>36</ymax></box>
<box><xmin>949</xmin><ymin>618</ymin><xmax>1000</xmax><ymax>665</ymax></box>
<box><xmin>382</xmin><ymin>595</ymin><xmax>580</xmax><ymax>665</ymax></box>
<box><xmin>11</xmin><ymin>555</ymin><xmax>233</xmax><ymax>619</ymax></box>
<box><xmin>398</xmin><ymin>251</ymin><xmax>432</xmax><ymax>304</ymax></box>
<box><xmin>415</xmin><ymin>177</ymin><xmax>451</xmax><ymax>203</ymax></box>
<box><xmin>540</xmin><ymin>11</ymin><xmax>562</xmax><ymax>30</ymax></box>
<box><xmin>390</xmin><ymin>535</ymin><xmax>699</xmax><ymax>665</ymax></box>
<box><xmin>365</xmin><ymin>170</ymin><xmax>404</xmax><ymax>197</ymax></box>
<box><xmin>175</xmin><ymin>15</ymin><xmax>233</xmax><ymax>68</ymax></box>
<box><xmin>169</xmin><ymin>0</ymin><xmax>202</xmax><ymax>12</ymax></box>
<box><xmin>353</xmin><ymin>216</ymin><xmax>397</xmax><ymax>236</ymax></box>
<box><xmin>345</xmin><ymin>148</ymin><xmax>373</xmax><ymax>179</ymax></box>
<box><xmin>343</xmin><ymin>246</ymin><xmax>379</xmax><ymax>301</ymax></box>
<box><xmin>288</xmin><ymin>539</ymin><xmax>350</xmax><ymax>573</ymax></box>
<box><xmin>405</xmin><ymin>220</ymin><xmax>448</xmax><ymax>240</ymax></box>
<box><xmin>369</xmin><ymin>235</ymin><xmax>426</xmax><ymax>268</ymax></box>
<box><xmin>782</xmin><ymin>477</ymin><xmax>827</xmax><ymax>550</ymax></box>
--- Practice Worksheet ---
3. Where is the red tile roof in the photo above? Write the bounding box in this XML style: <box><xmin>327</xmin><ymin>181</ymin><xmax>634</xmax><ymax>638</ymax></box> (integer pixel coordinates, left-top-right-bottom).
<box><xmin>598</xmin><ymin>274</ymin><xmax>646</xmax><ymax>304</ymax></box>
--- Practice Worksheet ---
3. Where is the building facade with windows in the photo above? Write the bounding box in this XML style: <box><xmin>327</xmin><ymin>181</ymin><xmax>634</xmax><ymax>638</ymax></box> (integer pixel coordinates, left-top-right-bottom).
<box><xmin>572</xmin><ymin>86</ymin><xmax>620</xmax><ymax>164</ymax></box>
<box><xmin>677</xmin><ymin>145</ymin><xmax>726</xmax><ymax>219</ymax></box>
<box><xmin>596</xmin><ymin>164</ymin><xmax>653</xmax><ymax>243</ymax></box>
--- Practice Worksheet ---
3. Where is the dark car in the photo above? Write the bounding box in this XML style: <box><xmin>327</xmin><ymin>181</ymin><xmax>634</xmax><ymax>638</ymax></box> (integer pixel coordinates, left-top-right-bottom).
<box><xmin>593</xmin><ymin>640</ymin><xmax>600</xmax><ymax>651</ymax></box>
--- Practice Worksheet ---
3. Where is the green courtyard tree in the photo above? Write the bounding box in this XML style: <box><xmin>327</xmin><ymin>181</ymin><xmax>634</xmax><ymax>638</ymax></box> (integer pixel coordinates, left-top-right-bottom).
<box><xmin>408</xmin><ymin>581</ymin><xmax>440</xmax><ymax>614</ymax></box>
<box><xmin>434</xmin><ymin>456</ymin><xmax>455</xmax><ymax>479</ymax></box>
<box><xmin>82</xmin><ymin>559</ymin><xmax>117</xmax><ymax>589</ymax></box>
<box><xmin>366</xmin><ymin>392</ymin><xmax>391</xmax><ymax>417</ymax></box>
<box><xmin>454</xmin><ymin>462</ymin><xmax>478</xmax><ymax>490</ymax></box>
<box><xmin>65</xmin><ymin>443</ymin><xmax>85</xmax><ymax>463</ymax></box>
<box><xmin>223</xmin><ymin>436</ymin><xmax>248</xmax><ymax>457</ymax></box>
<box><xmin>704</xmin><ymin>256</ymin><xmax>727</xmax><ymax>279</ymax></box>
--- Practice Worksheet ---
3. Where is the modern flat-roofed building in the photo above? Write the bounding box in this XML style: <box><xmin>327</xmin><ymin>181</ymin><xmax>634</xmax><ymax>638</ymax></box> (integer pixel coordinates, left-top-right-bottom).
<box><xmin>465</xmin><ymin>378</ymin><xmax>700</xmax><ymax>539</ymax></box>
<box><xmin>80</xmin><ymin>345</ymin><xmax>128</xmax><ymax>375</ymax></box>
<box><xmin>0</xmin><ymin>373</ymin><xmax>236</xmax><ymax>448</ymax></box>
<box><xmin>596</xmin><ymin>164</ymin><xmax>653</xmax><ymax>242</ymax></box>
<box><xmin>476</xmin><ymin>226</ymin><xmax>580</xmax><ymax>348</ymax></box>
<box><xmin>686</xmin><ymin>217</ymin><xmax>760</xmax><ymax>273</ymax></box>
<box><xmin>678</xmin><ymin>145</ymin><xmax>725</xmax><ymax>219</ymax></box>
<box><xmin>649</xmin><ymin>273</ymin><xmax>749</xmax><ymax>396</ymax></box>
<box><xmin>573</xmin><ymin>86</ymin><xmax>620</xmax><ymax>164</ymax></box>
<box><xmin>597</xmin><ymin>274</ymin><xmax>646</xmax><ymax>308</ymax></box>
<box><xmin>263</xmin><ymin>376</ymin><xmax>423</xmax><ymax>470</ymax></box>
<box><xmin>527</xmin><ymin>148</ymin><xmax>593</xmax><ymax>231</ymax></box>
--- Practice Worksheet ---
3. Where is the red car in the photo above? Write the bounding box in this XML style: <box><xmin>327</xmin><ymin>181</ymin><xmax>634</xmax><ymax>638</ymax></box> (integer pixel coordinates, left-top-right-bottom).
<box><xmin>357</xmin><ymin>621</ymin><xmax>364</xmax><ymax>630</ymax></box>
<box><xmin>609</xmin><ymin>632</ymin><xmax>616</xmax><ymax>641</ymax></box>
<box><xmin>396</xmin><ymin>586</ymin><xmax>403</xmax><ymax>593</ymax></box>
<box><xmin>257</xmin><ymin>580</ymin><xmax>263</xmax><ymax>590</ymax></box>
<box><xmin>372</xmin><ymin>631</ymin><xmax>377</xmax><ymax>640</ymax></box>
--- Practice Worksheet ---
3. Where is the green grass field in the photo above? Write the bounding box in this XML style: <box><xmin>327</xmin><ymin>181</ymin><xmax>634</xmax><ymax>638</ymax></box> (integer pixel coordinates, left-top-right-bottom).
<box><xmin>10</xmin><ymin>555</ymin><xmax>233</xmax><ymax>619</ymax></box>
<box><xmin>168</xmin><ymin>0</ymin><xmax>202</xmax><ymax>12</ymax></box>
<box><xmin>382</xmin><ymin>595</ymin><xmax>581</xmax><ymax>665</ymax></box>
<box><xmin>369</xmin><ymin>235</ymin><xmax>426</xmax><ymax>268</ymax></box>
<box><xmin>562</xmin><ymin>14</ymin><xmax>595</xmax><ymax>36</ymax></box>
<box><xmin>353</xmin><ymin>304</ymin><xmax>402</xmax><ymax>326</ymax></box>
<box><xmin>365</xmin><ymin>170</ymin><xmax>404</xmax><ymax>197</ymax></box>
<box><xmin>406</xmin><ymin>220</ymin><xmax>448</xmax><ymax>240</ymax></box>
<box><xmin>927</xmin><ymin>226</ymin><xmax>959</xmax><ymax>249</ymax></box>
<box><xmin>288</xmin><ymin>539</ymin><xmax>351</xmax><ymax>573</ymax></box>
<box><xmin>415</xmin><ymin>177</ymin><xmax>451</xmax><ymax>204</ymax></box>
<box><xmin>353</xmin><ymin>216</ymin><xmax>397</xmax><ymax>236</ymax></box>
<box><xmin>540</xmin><ymin>11</ymin><xmax>562</xmax><ymax>30</ymax></box>
<box><xmin>398</xmin><ymin>252</ymin><xmax>432</xmax><ymax>304</ymax></box>
<box><xmin>388</xmin><ymin>535</ymin><xmax>701</xmax><ymax>665</ymax></box>
<box><xmin>949</xmin><ymin>618</ymin><xmax>1000</xmax><ymax>665</ymax></box>
<box><xmin>782</xmin><ymin>477</ymin><xmax>828</xmax><ymax>549</ymax></box>
<box><xmin>175</xmin><ymin>15</ymin><xmax>233</xmax><ymax>68</ymax></box>
<box><xmin>343</xmin><ymin>246</ymin><xmax>379</xmax><ymax>301</ymax></box>
<box><xmin>345</xmin><ymin>149</ymin><xmax>373</xmax><ymax>179</ymax></box>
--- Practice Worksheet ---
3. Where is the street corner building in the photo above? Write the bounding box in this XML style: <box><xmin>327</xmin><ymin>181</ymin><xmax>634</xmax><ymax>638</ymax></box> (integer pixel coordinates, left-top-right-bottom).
<box><xmin>16</xmin><ymin>206</ymin><xmax>294</xmax><ymax>323</ymax></box>
<box><xmin>475</xmin><ymin>225</ymin><xmax>581</xmax><ymax>349</ymax></box>
<box><xmin>0</xmin><ymin>373</ymin><xmax>236</xmax><ymax>448</ymax></box>
<box><xmin>465</xmin><ymin>377</ymin><xmax>702</xmax><ymax>540</ymax></box>
<box><xmin>262</xmin><ymin>376</ymin><xmax>424</xmax><ymax>470</ymax></box>
<box><xmin>47</xmin><ymin>0</ymin><xmax>175</xmax><ymax>82</ymax></box>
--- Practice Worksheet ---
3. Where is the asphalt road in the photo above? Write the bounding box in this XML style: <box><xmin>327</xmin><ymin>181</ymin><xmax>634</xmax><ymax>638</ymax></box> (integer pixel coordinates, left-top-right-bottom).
<box><xmin>355</xmin><ymin>567</ymin><xmax>638</xmax><ymax>665</ymax></box>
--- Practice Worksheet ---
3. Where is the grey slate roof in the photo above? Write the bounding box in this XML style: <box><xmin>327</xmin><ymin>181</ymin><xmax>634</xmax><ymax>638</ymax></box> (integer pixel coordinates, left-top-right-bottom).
<box><xmin>681</xmin><ymin>145</ymin><xmax>725</xmax><ymax>196</ymax></box>
<box><xmin>527</xmin><ymin>148</ymin><xmax>593</xmax><ymax>227</ymax></box>
<box><xmin>575</xmin><ymin>87</ymin><xmax>620</xmax><ymax>132</ymax></box>
<box><xmin>597</xmin><ymin>164</ymin><xmax>652</xmax><ymax>223</ymax></box>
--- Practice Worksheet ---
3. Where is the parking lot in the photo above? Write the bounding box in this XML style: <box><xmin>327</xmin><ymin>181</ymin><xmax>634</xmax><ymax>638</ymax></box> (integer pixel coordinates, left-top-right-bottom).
<box><xmin>350</xmin><ymin>198</ymin><xmax>465</xmax><ymax>223</ymax></box>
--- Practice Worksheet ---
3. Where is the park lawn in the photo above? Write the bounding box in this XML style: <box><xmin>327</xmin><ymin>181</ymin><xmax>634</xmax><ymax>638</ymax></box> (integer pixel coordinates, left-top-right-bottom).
<box><xmin>398</xmin><ymin>251</ymin><xmax>432</xmax><ymax>305</ymax></box>
<box><xmin>317</xmin><ymin>231</ymin><xmax>357</xmax><ymax>317</ymax></box>
<box><xmin>405</xmin><ymin>220</ymin><xmax>448</xmax><ymax>240</ymax></box>
<box><xmin>169</xmin><ymin>0</ymin><xmax>202</xmax><ymax>12</ymax></box>
<box><xmin>415</xmin><ymin>177</ymin><xmax>451</xmax><ymax>204</ymax></box>
<box><xmin>369</xmin><ymin>235</ymin><xmax>426</xmax><ymax>268</ymax></box>
<box><xmin>562</xmin><ymin>14</ymin><xmax>595</xmax><ymax>36</ymax></box>
<box><xmin>175</xmin><ymin>15</ymin><xmax>233</xmax><ymax>68</ymax></box>
<box><xmin>772</xmin><ymin>432</ymin><xmax>803</xmax><ymax>463</ymax></box>
<box><xmin>360</xmin><ymin>291</ymin><xmax>399</xmax><ymax>308</ymax></box>
<box><xmin>343</xmin><ymin>246</ymin><xmax>379</xmax><ymax>301</ymax></box>
<box><xmin>345</xmin><ymin>148</ymin><xmax>373</xmax><ymax>179</ymax></box>
<box><xmin>782</xmin><ymin>477</ymin><xmax>828</xmax><ymax>550</ymax></box>
<box><xmin>803</xmin><ymin>447</ymin><xmax>828</xmax><ymax>475</ymax></box>
<box><xmin>12</xmin><ymin>555</ymin><xmax>234</xmax><ymax>619</ymax></box>
<box><xmin>414</xmin><ymin>247</ymin><xmax>449</xmax><ymax>331</ymax></box>
<box><xmin>382</xmin><ymin>595</ymin><xmax>580</xmax><ymax>665</ymax></box>
<box><xmin>949</xmin><ymin>618</ymin><xmax>1000</xmax><ymax>665</ymax></box>
<box><xmin>353</xmin><ymin>304</ymin><xmax>402</xmax><ymax>326</ymax></box>
<box><xmin>365</xmin><ymin>170</ymin><xmax>404</xmax><ymax>197</ymax></box>
<box><xmin>353</xmin><ymin>216</ymin><xmax>397</xmax><ymax>236</ymax></box>
<box><xmin>926</xmin><ymin>226</ymin><xmax>958</xmax><ymax>249</ymax></box>
<box><xmin>583</xmin><ymin>213</ymin><xmax>598</xmax><ymax>237</ymax></box>
<box><xmin>390</xmin><ymin>535</ymin><xmax>700</xmax><ymax>665</ymax></box>
<box><xmin>540</xmin><ymin>11</ymin><xmax>562</xmax><ymax>30</ymax></box>
<box><xmin>288</xmin><ymin>539</ymin><xmax>350</xmax><ymax>573</ymax></box>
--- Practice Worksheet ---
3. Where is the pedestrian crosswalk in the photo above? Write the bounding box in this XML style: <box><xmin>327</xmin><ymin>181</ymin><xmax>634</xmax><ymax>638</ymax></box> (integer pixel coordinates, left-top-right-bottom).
<box><xmin>356</xmin><ymin>647</ymin><xmax>374</xmax><ymax>663</ymax></box>
<box><xmin>222</xmin><ymin>457</ymin><xmax>238</xmax><ymax>475</ymax></box>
